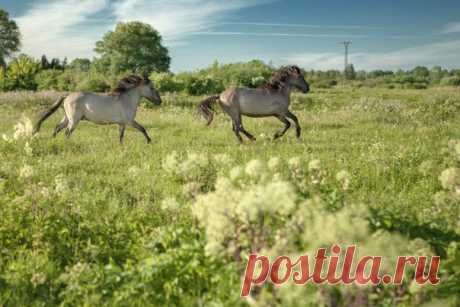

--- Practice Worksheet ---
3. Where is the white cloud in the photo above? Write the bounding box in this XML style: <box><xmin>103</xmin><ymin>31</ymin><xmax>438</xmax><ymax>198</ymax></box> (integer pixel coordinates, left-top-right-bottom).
<box><xmin>189</xmin><ymin>31</ymin><xmax>420</xmax><ymax>40</ymax></box>
<box><xmin>112</xmin><ymin>0</ymin><xmax>270</xmax><ymax>44</ymax></box>
<box><xmin>14</xmin><ymin>0</ymin><xmax>272</xmax><ymax>59</ymax></box>
<box><xmin>221</xmin><ymin>22</ymin><xmax>384</xmax><ymax>30</ymax></box>
<box><xmin>443</xmin><ymin>22</ymin><xmax>460</xmax><ymax>33</ymax></box>
<box><xmin>15</xmin><ymin>0</ymin><xmax>110</xmax><ymax>59</ymax></box>
<box><xmin>283</xmin><ymin>40</ymin><xmax>460</xmax><ymax>70</ymax></box>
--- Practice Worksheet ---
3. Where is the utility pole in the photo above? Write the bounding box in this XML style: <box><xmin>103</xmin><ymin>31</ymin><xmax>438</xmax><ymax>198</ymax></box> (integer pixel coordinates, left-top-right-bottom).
<box><xmin>341</xmin><ymin>41</ymin><xmax>352</xmax><ymax>71</ymax></box>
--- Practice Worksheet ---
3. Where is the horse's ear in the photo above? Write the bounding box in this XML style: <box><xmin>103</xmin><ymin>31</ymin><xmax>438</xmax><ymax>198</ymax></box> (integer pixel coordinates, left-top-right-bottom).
<box><xmin>289</xmin><ymin>65</ymin><xmax>301</xmax><ymax>74</ymax></box>
<box><xmin>142</xmin><ymin>72</ymin><xmax>151</xmax><ymax>83</ymax></box>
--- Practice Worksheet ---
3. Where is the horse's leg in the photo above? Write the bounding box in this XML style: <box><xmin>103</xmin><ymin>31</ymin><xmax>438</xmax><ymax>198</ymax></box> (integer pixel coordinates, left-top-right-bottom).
<box><xmin>53</xmin><ymin>116</ymin><xmax>68</xmax><ymax>137</ymax></box>
<box><xmin>273</xmin><ymin>115</ymin><xmax>291</xmax><ymax>140</ymax></box>
<box><xmin>119</xmin><ymin>124</ymin><xmax>126</xmax><ymax>144</ymax></box>
<box><xmin>232</xmin><ymin>118</ymin><xmax>244</xmax><ymax>143</ymax></box>
<box><xmin>238</xmin><ymin>116</ymin><xmax>256</xmax><ymax>141</ymax></box>
<box><xmin>65</xmin><ymin>118</ymin><xmax>80</xmax><ymax>138</ymax></box>
<box><xmin>131</xmin><ymin>121</ymin><xmax>151</xmax><ymax>144</ymax></box>
<box><xmin>286</xmin><ymin>111</ymin><xmax>301</xmax><ymax>138</ymax></box>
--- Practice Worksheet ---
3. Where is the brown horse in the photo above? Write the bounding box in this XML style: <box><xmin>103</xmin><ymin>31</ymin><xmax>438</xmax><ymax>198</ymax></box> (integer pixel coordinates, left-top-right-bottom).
<box><xmin>198</xmin><ymin>65</ymin><xmax>310</xmax><ymax>143</ymax></box>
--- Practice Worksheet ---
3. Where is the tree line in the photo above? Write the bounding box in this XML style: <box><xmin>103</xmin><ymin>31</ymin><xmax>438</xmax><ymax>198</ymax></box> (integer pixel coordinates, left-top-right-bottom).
<box><xmin>1</xmin><ymin>8</ymin><xmax>459</xmax><ymax>95</ymax></box>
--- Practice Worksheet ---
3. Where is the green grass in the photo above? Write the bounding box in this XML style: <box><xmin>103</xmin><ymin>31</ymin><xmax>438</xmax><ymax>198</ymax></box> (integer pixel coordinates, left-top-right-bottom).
<box><xmin>0</xmin><ymin>87</ymin><xmax>459</xmax><ymax>306</ymax></box>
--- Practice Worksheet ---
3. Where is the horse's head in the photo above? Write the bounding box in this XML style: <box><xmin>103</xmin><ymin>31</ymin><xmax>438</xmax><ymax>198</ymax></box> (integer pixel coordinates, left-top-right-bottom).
<box><xmin>284</xmin><ymin>65</ymin><xmax>310</xmax><ymax>94</ymax></box>
<box><xmin>140</xmin><ymin>75</ymin><xmax>162</xmax><ymax>105</ymax></box>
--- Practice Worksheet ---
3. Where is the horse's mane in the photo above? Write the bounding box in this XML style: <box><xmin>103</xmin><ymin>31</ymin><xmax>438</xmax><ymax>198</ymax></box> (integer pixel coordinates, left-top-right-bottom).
<box><xmin>258</xmin><ymin>65</ymin><xmax>301</xmax><ymax>91</ymax></box>
<box><xmin>109</xmin><ymin>75</ymin><xmax>145</xmax><ymax>96</ymax></box>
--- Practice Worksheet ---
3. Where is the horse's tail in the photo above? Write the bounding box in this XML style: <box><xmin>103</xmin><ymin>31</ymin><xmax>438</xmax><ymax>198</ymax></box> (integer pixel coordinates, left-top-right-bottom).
<box><xmin>198</xmin><ymin>95</ymin><xmax>220</xmax><ymax>126</ymax></box>
<box><xmin>33</xmin><ymin>95</ymin><xmax>67</xmax><ymax>134</ymax></box>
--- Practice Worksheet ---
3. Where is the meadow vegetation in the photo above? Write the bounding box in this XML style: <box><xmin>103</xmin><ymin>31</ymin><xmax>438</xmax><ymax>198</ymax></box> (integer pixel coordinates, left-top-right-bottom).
<box><xmin>0</xmin><ymin>84</ymin><xmax>459</xmax><ymax>306</ymax></box>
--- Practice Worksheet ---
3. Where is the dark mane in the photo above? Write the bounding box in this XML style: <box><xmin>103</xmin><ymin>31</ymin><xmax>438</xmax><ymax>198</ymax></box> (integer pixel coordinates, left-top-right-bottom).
<box><xmin>109</xmin><ymin>75</ymin><xmax>145</xmax><ymax>96</ymax></box>
<box><xmin>258</xmin><ymin>65</ymin><xmax>301</xmax><ymax>91</ymax></box>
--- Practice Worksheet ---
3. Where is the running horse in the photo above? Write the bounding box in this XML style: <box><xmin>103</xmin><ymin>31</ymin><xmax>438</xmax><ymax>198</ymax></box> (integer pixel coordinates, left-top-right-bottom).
<box><xmin>33</xmin><ymin>75</ymin><xmax>161</xmax><ymax>144</ymax></box>
<box><xmin>198</xmin><ymin>65</ymin><xmax>310</xmax><ymax>143</ymax></box>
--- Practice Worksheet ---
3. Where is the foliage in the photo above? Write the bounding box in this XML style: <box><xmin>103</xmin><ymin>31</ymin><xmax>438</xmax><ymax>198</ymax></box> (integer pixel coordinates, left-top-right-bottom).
<box><xmin>75</xmin><ymin>74</ymin><xmax>110</xmax><ymax>92</ymax></box>
<box><xmin>35</xmin><ymin>70</ymin><xmax>63</xmax><ymax>91</ymax></box>
<box><xmin>440</xmin><ymin>76</ymin><xmax>460</xmax><ymax>87</ymax></box>
<box><xmin>4</xmin><ymin>54</ymin><xmax>40</xmax><ymax>90</ymax></box>
<box><xmin>69</xmin><ymin>58</ymin><xmax>91</xmax><ymax>72</ymax></box>
<box><xmin>149</xmin><ymin>72</ymin><xmax>184</xmax><ymax>93</ymax></box>
<box><xmin>181</xmin><ymin>75</ymin><xmax>224</xmax><ymax>96</ymax></box>
<box><xmin>94</xmin><ymin>21</ymin><xmax>170</xmax><ymax>74</ymax></box>
<box><xmin>0</xmin><ymin>9</ymin><xmax>20</xmax><ymax>65</ymax></box>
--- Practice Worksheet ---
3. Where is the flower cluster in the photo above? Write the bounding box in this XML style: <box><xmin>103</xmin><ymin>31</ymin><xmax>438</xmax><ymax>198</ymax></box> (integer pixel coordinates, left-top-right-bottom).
<box><xmin>193</xmin><ymin>175</ymin><xmax>297</xmax><ymax>258</ymax></box>
<box><xmin>431</xmin><ymin>140</ymin><xmax>460</xmax><ymax>235</ymax></box>
<box><xmin>19</xmin><ymin>164</ymin><xmax>34</xmax><ymax>179</ymax></box>
<box><xmin>336</xmin><ymin>170</ymin><xmax>351</xmax><ymax>191</ymax></box>
<box><xmin>162</xmin><ymin>151</ymin><xmax>218</xmax><ymax>198</ymax></box>
<box><xmin>13</xmin><ymin>115</ymin><xmax>34</xmax><ymax>140</ymax></box>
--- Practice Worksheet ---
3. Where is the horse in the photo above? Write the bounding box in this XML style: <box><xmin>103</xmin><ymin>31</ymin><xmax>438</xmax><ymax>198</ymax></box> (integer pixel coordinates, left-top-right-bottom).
<box><xmin>33</xmin><ymin>75</ymin><xmax>161</xmax><ymax>144</ymax></box>
<box><xmin>198</xmin><ymin>65</ymin><xmax>310</xmax><ymax>143</ymax></box>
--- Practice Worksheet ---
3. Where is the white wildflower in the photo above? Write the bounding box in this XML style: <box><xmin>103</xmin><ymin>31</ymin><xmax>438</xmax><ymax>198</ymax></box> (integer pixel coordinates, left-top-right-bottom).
<box><xmin>336</xmin><ymin>170</ymin><xmax>351</xmax><ymax>190</ymax></box>
<box><xmin>180</xmin><ymin>152</ymin><xmax>209</xmax><ymax>176</ymax></box>
<box><xmin>308</xmin><ymin>159</ymin><xmax>321</xmax><ymax>171</ymax></box>
<box><xmin>24</xmin><ymin>142</ymin><xmax>33</xmax><ymax>156</ymax></box>
<box><xmin>439</xmin><ymin>168</ymin><xmax>460</xmax><ymax>191</ymax></box>
<box><xmin>268</xmin><ymin>157</ymin><xmax>281</xmax><ymax>170</ymax></box>
<box><xmin>229</xmin><ymin>166</ymin><xmax>243</xmax><ymax>181</ymax></box>
<box><xmin>13</xmin><ymin>115</ymin><xmax>34</xmax><ymax>140</ymax></box>
<box><xmin>2</xmin><ymin>134</ymin><xmax>11</xmax><ymax>143</ymax></box>
<box><xmin>30</xmin><ymin>273</ymin><xmax>47</xmax><ymax>287</ymax></box>
<box><xmin>308</xmin><ymin>160</ymin><xmax>325</xmax><ymax>185</ymax></box>
<box><xmin>245</xmin><ymin>159</ymin><xmax>264</xmax><ymax>179</ymax></box>
<box><xmin>287</xmin><ymin>157</ymin><xmax>301</xmax><ymax>170</ymax></box>
<box><xmin>193</xmin><ymin>176</ymin><xmax>297</xmax><ymax>256</ymax></box>
<box><xmin>161</xmin><ymin>197</ymin><xmax>180</xmax><ymax>211</ymax></box>
<box><xmin>41</xmin><ymin>187</ymin><xmax>51</xmax><ymax>198</ymax></box>
<box><xmin>19</xmin><ymin>164</ymin><xmax>34</xmax><ymax>178</ymax></box>
<box><xmin>55</xmin><ymin>174</ymin><xmax>69</xmax><ymax>194</ymax></box>
<box><xmin>418</xmin><ymin>160</ymin><xmax>435</xmax><ymax>176</ymax></box>
<box><xmin>214</xmin><ymin>154</ymin><xmax>233</xmax><ymax>165</ymax></box>
<box><xmin>182</xmin><ymin>181</ymin><xmax>202</xmax><ymax>198</ymax></box>
<box><xmin>128</xmin><ymin>166</ymin><xmax>141</xmax><ymax>176</ymax></box>
<box><xmin>162</xmin><ymin>151</ymin><xmax>180</xmax><ymax>174</ymax></box>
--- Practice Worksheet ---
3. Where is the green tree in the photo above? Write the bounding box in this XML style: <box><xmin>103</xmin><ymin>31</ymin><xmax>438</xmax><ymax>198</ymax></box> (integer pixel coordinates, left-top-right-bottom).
<box><xmin>69</xmin><ymin>58</ymin><xmax>91</xmax><ymax>71</ymax></box>
<box><xmin>6</xmin><ymin>54</ymin><xmax>40</xmax><ymax>90</ymax></box>
<box><xmin>412</xmin><ymin>66</ymin><xmax>430</xmax><ymax>78</ymax></box>
<box><xmin>40</xmin><ymin>55</ymin><xmax>50</xmax><ymax>69</ymax></box>
<box><xmin>0</xmin><ymin>9</ymin><xmax>21</xmax><ymax>66</ymax></box>
<box><xmin>95</xmin><ymin>21</ymin><xmax>170</xmax><ymax>74</ymax></box>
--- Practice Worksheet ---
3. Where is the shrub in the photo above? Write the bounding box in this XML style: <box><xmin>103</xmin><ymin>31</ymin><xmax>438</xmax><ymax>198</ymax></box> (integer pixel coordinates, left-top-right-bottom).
<box><xmin>184</xmin><ymin>75</ymin><xmax>224</xmax><ymax>96</ymax></box>
<box><xmin>75</xmin><ymin>75</ymin><xmax>110</xmax><ymax>92</ymax></box>
<box><xmin>5</xmin><ymin>55</ymin><xmax>41</xmax><ymax>91</ymax></box>
<box><xmin>440</xmin><ymin>76</ymin><xmax>460</xmax><ymax>87</ymax></box>
<box><xmin>55</xmin><ymin>70</ymin><xmax>82</xmax><ymax>91</ymax></box>
<box><xmin>149</xmin><ymin>72</ymin><xmax>183</xmax><ymax>93</ymax></box>
<box><xmin>314</xmin><ymin>79</ymin><xmax>337</xmax><ymax>89</ymax></box>
<box><xmin>35</xmin><ymin>70</ymin><xmax>63</xmax><ymax>91</ymax></box>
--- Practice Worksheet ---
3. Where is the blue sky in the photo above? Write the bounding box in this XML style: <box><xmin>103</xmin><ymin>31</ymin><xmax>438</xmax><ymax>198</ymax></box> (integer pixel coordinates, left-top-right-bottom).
<box><xmin>1</xmin><ymin>0</ymin><xmax>460</xmax><ymax>71</ymax></box>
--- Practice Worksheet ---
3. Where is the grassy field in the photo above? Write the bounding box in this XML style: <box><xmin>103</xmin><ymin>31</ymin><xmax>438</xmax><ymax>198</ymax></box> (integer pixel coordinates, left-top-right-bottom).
<box><xmin>0</xmin><ymin>87</ymin><xmax>459</xmax><ymax>306</ymax></box>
